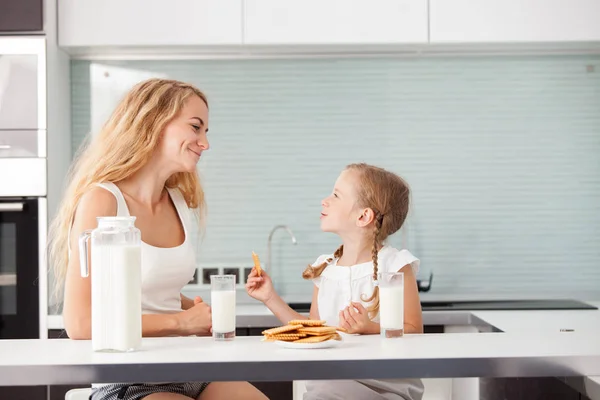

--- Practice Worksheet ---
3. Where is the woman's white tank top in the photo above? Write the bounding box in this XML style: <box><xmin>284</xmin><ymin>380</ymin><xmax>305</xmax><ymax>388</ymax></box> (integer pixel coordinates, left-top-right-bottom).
<box><xmin>95</xmin><ymin>182</ymin><xmax>197</xmax><ymax>315</ymax></box>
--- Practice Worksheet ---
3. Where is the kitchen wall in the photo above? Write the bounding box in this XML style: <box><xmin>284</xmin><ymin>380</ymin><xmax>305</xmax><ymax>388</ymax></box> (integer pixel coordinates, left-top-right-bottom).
<box><xmin>69</xmin><ymin>54</ymin><xmax>600</xmax><ymax>300</ymax></box>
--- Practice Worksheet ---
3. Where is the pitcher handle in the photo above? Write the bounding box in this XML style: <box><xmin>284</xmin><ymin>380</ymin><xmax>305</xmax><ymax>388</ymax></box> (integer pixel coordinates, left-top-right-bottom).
<box><xmin>78</xmin><ymin>229</ymin><xmax>93</xmax><ymax>278</ymax></box>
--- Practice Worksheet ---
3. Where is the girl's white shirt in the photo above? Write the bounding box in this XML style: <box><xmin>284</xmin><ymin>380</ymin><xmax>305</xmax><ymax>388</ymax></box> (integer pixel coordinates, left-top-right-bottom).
<box><xmin>311</xmin><ymin>245</ymin><xmax>420</xmax><ymax>327</ymax></box>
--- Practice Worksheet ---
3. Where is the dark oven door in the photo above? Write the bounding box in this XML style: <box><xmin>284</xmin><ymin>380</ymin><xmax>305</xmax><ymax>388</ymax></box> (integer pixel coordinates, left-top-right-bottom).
<box><xmin>0</xmin><ymin>198</ymin><xmax>39</xmax><ymax>339</ymax></box>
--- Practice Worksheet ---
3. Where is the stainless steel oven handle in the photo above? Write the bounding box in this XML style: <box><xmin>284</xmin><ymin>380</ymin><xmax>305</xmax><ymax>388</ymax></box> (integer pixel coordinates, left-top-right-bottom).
<box><xmin>0</xmin><ymin>203</ymin><xmax>24</xmax><ymax>212</ymax></box>
<box><xmin>0</xmin><ymin>273</ymin><xmax>17</xmax><ymax>286</ymax></box>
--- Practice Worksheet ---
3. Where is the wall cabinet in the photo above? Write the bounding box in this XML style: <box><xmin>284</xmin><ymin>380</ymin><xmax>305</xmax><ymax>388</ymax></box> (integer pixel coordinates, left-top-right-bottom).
<box><xmin>430</xmin><ymin>0</ymin><xmax>600</xmax><ymax>43</ymax></box>
<box><xmin>57</xmin><ymin>0</ymin><xmax>600</xmax><ymax>50</ymax></box>
<box><xmin>58</xmin><ymin>0</ymin><xmax>243</xmax><ymax>47</ymax></box>
<box><xmin>243</xmin><ymin>0</ymin><xmax>428</xmax><ymax>45</ymax></box>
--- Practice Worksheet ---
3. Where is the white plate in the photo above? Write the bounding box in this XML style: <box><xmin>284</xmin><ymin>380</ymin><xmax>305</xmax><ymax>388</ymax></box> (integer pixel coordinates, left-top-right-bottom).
<box><xmin>275</xmin><ymin>338</ymin><xmax>343</xmax><ymax>349</ymax></box>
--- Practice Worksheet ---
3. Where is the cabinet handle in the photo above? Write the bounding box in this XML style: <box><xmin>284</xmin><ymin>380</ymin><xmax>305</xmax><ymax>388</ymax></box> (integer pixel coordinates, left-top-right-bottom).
<box><xmin>0</xmin><ymin>203</ymin><xmax>24</xmax><ymax>212</ymax></box>
<box><xmin>0</xmin><ymin>274</ymin><xmax>17</xmax><ymax>286</ymax></box>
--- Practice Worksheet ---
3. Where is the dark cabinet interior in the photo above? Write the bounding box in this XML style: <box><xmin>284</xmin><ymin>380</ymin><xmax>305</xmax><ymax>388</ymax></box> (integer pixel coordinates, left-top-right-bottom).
<box><xmin>0</xmin><ymin>386</ymin><xmax>46</xmax><ymax>400</ymax></box>
<box><xmin>0</xmin><ymin>0</ymin><xmax>44</xmax><ymax>32</ymax></box>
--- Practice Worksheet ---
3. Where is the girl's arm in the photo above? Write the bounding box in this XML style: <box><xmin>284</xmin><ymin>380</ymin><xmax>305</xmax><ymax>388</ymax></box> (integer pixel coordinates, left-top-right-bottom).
<box><xmin>265</xmin><ymin>285</ymin><xmax>321</xmax><ymax>324</ymax></box>
<box><xmin>309</xmin><ymin>285</ymin><xmax>321</xmax><ymax>320</ymax></box>
<box><xmin>399</xmin><ymin>262</ymin><xmax>424</xmax><ymax>333</ymax></box>
<box><xmin>340</xmin><ymin>263</ymin><xmax>423</xmax><ymax>335</ymax></box>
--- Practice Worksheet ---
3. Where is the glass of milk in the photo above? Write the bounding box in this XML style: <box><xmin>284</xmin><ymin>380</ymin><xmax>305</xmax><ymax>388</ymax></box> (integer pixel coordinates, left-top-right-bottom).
<box><xmin>378</xmin><ymin>271</ymin><xmax>404</xmax><ymax>338</ymax></box>
<box><xmin>210</xmin><ymin>275</ymin><xmax>236</xmax><ymax>341</ymax></box>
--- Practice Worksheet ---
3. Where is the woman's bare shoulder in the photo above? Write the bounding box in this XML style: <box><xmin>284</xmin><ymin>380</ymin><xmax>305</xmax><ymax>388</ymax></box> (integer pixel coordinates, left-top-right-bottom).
<box><xmin>74</xmin><ymin>186</ymin><xmax>118</xmax><ymax>222</ymax></box>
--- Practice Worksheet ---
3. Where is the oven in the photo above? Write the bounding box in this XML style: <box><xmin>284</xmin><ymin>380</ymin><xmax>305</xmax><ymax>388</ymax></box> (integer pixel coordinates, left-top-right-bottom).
<box><xmin>0</xmin><ymin>198</ymin><xmax>46</xmax><ymax>339</ymax></box>
<box><xmin>0</xmin><ymin>36</ymin><xmax>47</xmax><ymax>339</ymax></box>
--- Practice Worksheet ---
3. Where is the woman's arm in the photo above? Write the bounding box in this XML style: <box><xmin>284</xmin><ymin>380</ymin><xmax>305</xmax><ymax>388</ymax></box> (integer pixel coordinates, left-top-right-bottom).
<box><xmin>63</xmin><ymin>188</ymin><xmax>114</xmax><ymax>339</ymax></box>
<box><xmin>63</xmin><ymin>188</ymin><xmax>192</xmax><ymax>339</ymax></box>
<box><xmin>181</xmin><ymin>294</ymin><xmax>195</xmax><ymax>310</ymax></box>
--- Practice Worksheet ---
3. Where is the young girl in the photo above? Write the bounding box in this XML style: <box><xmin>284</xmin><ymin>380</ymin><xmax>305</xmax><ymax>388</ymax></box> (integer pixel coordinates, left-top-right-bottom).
<box><xmin>246</xmin><ymin>163</ymin><xmax>424</xmax><ymax>400</ymax></box>
<box><xmin>48</xmin><ymin>78</ymin><xmax>268</xmax><ymax>400</ymax></box>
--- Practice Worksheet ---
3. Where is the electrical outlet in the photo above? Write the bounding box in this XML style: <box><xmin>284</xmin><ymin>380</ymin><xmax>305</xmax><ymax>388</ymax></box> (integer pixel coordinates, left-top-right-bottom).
<box><xmin>189</xmin><ymin>269</ymin><xmax>198</xmax><ymax>284</ymax></box>
<box><xmin>202</xmin><ymin>268</ymin><xmax>219</xmax><ymax>285</ymax></box>
<box><xmin>244</xmin><ymin>267</ymin><xmax>253</xmax><ymax>283</ymax></box>
<box><xmin>223</xmin><ymin>268</ymin><xmax>240</xmax><ymax>285</ymax></box>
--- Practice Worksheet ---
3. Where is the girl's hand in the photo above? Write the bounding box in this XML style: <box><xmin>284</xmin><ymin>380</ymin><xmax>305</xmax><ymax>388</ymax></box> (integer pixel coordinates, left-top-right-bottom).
<box><xmin>338</xmin><ymin>302</ymin><xmax>379</xmax><ymax>335</ymax></box>
<box><xmin>245</xmin><ymin>267</ymin><xmax>276</xmax><ymax>304</ymax></box>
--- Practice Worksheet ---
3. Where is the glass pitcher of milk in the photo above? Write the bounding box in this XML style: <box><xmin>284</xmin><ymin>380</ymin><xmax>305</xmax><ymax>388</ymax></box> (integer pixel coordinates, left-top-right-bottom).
<box><xmin>79</xmin><ymin>216</ymin><xmax>142</xmax><ymax>352</ymax></box>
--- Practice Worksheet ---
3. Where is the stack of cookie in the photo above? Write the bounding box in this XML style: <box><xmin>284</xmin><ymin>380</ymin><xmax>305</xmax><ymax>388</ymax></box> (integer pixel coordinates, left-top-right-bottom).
<box><xmin>262</xmin><ymin>320</ymin><xmax>342</xmax><ymax>343</ymax></box>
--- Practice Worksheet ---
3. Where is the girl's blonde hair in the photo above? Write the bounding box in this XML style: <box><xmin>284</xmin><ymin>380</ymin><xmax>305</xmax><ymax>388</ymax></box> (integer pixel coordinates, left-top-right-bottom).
<box><xmin>302</xmin><ymin>163</ymin><xmax>410</xmax><ymax>319</ymax></box>
<box><xmin>47</xmin><ymin>78</ymin><xmax>208</xmax><ymax>304</ymax></box>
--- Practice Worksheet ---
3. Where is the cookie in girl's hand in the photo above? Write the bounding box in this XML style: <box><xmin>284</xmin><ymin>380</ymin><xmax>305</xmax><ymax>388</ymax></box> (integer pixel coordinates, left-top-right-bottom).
<box><xmin>251</xmin><ymin>251</ymin><xmax>263</xmax><ymax>276</ymax></box>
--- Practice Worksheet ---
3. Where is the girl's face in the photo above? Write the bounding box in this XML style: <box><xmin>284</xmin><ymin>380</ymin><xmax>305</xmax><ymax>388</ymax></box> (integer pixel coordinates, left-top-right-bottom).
<box><xmin>320</xmin><ymin>169</ymin><xmax>367</xmax><ymax>235</ymax></box>
<box><xmin>158</xmin><ymin>95</ymin><xmax>210</xmax><ymax>173</ymax></box>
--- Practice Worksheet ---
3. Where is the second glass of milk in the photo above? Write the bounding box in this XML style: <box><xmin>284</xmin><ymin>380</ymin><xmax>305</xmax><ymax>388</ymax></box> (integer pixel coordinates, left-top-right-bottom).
<box><xmin>210</xmin><ymin>275</ymin><xmax>236</xmax><ymax>341</ymax></box>
<box><xmin>378</xmin><ymin>271</ymin><xmax>404</xmax><ymax>338</ymax></box>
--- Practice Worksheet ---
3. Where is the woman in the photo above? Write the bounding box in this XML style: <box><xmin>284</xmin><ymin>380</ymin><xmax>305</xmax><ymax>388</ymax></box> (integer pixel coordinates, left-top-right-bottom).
<box><xmin>48</xmin><ymin>78</ymin><xmax>268</xmax><ymax>400</ymax></box>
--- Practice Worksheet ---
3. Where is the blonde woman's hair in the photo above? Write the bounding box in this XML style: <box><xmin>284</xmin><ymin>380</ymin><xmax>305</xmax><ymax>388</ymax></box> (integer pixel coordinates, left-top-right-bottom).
<box><xmin>47</xmin><ymin>78</ymin><xmax>208</xmax><ymax>305</ymax></box>
<box><xmin>302</xmin><ymin>163</ymin><xmax>410</xmax><ymax>319</ymax></box>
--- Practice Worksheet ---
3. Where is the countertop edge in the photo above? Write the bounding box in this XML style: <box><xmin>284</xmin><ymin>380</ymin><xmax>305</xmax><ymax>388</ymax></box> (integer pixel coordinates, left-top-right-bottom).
<box><xmin>47</xmin><ymin>310</ymin><xmax>477</xmax><ymax>331</ymax></box>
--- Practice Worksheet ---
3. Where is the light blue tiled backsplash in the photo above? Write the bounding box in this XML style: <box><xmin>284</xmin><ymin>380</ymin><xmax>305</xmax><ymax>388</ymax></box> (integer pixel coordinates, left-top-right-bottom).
<box><xmin>70</xmin><ymin>55</ymin><xmax>600</xmax><ymax>300</ymax></box>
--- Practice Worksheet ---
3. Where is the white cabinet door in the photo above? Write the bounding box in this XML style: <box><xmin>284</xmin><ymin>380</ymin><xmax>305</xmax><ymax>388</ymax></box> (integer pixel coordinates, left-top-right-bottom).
<box><xmin>244</xmin><ymin>0</ymin><xmax>428</xmax><ymax>45</ymax></box>
<box><xmin>59</xmin><ymin>0</ymin><xmax>243</xmax><ymax>47</ymax></box>
<box><xmin>430</xmin><ymin>0</ymin><xmax>600</xmax><ymax>43</ymax></box>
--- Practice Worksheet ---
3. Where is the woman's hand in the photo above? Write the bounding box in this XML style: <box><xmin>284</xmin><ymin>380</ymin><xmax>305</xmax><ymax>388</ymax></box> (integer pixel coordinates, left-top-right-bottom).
<box><xmin>176</xmin><ymin>296</ymin><xmax>212</xmax><ymax>336</ymax></box>
<box><xmin>338</xmin><ymin>302</ymin><xmax>379</xmax><ymax>335</ymax></box>
<box><xmin>245</xmin><ymin>267</ymin><xmax>276</xmax><ymax>304</ymax></box>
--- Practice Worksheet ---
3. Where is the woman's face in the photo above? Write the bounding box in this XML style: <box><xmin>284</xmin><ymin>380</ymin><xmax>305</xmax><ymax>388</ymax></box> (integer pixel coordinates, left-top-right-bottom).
<box><xmin>159</xmin><ymin>95</ymin><xmax>210</xmax><ymax>173</ymax></box>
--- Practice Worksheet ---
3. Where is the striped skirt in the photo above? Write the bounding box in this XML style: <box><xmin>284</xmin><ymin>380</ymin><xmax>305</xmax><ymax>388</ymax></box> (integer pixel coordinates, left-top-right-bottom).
<box><xmin>90</xmin><ymin>382</ymin><xmax>210</xmax><ymax>400</ymax></box>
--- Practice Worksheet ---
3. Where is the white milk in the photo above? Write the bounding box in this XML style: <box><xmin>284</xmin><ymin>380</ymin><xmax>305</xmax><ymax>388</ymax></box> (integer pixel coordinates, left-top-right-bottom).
<box><xmin>379</xmin><ymin>285</ymin><xmax>404</xmax><ymax>330</ymax></box>
<box><xmin>91</xmin><ymin>244</ymin><xmax>142</xmax><ymax>352</ymax></box>
<box><xmin>211</xmin><ymin>290</ymin><xmax>236</xmax><ymax>333</ymax></box>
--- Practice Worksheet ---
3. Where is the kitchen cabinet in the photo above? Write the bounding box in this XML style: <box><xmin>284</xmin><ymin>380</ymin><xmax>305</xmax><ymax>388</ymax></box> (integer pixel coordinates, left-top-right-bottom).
<box><xmin>0</xmin><ymin>386</ymin><xmax>46</xmax><ymax>400</ymax></box>
<box><xmin>0</xmin><ymin>0</ymin><xmax>43</xmax><ymax>32</ymax></box>
<box><xmin>0</xmin><ymin>37</ymin><xmax>46</xmax><ymax>132</ymax></box>
<box><xmin>243</xmin><ymin>0</ymin><xmax>428</xmax><ymax>45</ymax></box>
<box><xmin>0</xmin><ymin>55</ymin><xmax>40</xmax><ymax>130</ymax></box>
<box><xmin>56</xmin><ymin>0</ymin><xmax>600</xmax><ymax>52</ymax></box>
<box><xmin>58</xmin><ymin>0</ymin><xmax>242</xmax><ymax>47</ymax></box>
<box><xmin>430</xmin><ymin>0</ymin><xmax>600</xmax><ymax>43</ymax></box>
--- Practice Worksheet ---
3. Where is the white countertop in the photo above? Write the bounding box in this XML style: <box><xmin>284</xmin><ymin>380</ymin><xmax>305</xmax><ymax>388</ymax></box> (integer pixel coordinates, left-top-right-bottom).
<box><xmin>469</xmin><ymin>302</ymin><xmax>600</xmax><ymax>400</ymax></box>
<box><xmin>1</xmin><ymin>331</ymin><xmax>599</xmax><ymax>386</ymax></box>
<box><xmin>472</xmin><ymin>307</ymin><xmax>600</xmax><ymax>334</ymax></box>
<box><xmin>32</xmin><ymin>296</ymin><xmax>600</xmax><ymax>399</ymax></box>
